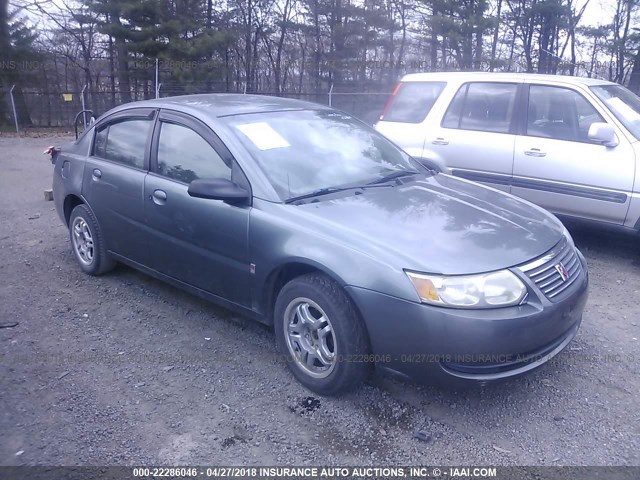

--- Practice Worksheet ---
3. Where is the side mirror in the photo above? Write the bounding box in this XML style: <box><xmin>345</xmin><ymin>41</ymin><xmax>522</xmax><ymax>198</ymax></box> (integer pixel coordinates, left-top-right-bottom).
<box><xmin>588</xmin><ymin>122</ymin><xmax>618</xmax><ymax>147</ymax></box>
<box><xmin>187</xmin><ymin>178</ymin><xmax>250</xmax><ymax>204</ymax></box>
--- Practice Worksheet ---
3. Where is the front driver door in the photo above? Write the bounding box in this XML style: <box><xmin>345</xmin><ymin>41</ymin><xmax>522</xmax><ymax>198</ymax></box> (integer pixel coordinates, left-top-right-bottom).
<box><xmin>512</xmin><ymin>84</ymin><xmax>634</xmax><ymax>224</ymax></box>
<box><xmin>143</xmin><ymin>110</ymin><xmax>252</xmax><ymax>307</ymax></box>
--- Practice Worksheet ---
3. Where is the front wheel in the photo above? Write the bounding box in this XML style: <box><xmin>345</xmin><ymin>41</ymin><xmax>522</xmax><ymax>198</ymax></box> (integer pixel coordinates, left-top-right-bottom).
<box><xmin>274</xmin><ymin>273</ymin><xmax>371</xmax><ymax>395</ymax></box>
<box><xmin>69</xmin><ymin>204</ymin><xmax>115</xmax><ymax>276</ymax></box>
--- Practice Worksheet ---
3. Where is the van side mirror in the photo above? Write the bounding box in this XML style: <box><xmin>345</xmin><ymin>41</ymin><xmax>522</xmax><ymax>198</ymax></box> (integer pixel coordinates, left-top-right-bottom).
<box><xmin>588</xmin><ymin>122</ymin><xmax>618</xmax><ymax>147</ymax></box>
<box><xmin>188</xmin><ymin>178</ymin><xmax>250</xmax><ymax>205</ymax></box>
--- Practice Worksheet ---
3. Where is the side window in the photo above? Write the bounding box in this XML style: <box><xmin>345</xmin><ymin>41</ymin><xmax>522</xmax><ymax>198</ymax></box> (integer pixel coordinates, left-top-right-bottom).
<box><xmin>381</xmin><ymin>82</ymin><xmax>446</xmax><ymax>123</ymax></box>
<box><xmin>94</xmin><ymin>125</ymin><xmax>108</xmax><ymax>158</ymax></box>
<box><xmin>527</xmin><ymin>85</ymin><xmax>606</xmax><ymax>143</ymax></box>
<box><xmin>442</xmin><ymin>82</ymin><xmax>518</xmax><ymax>134</ymax></box>
<box><xmin>156</xmin><ymin>122</ymin><xmax>231</xmax><ymax>184</ymax></box>
<box><xmin>93</xmin><ymin>119</ymin><xmax>151</xmax><ymax>169</ymax></box>
<box><xmin>442</xmin><ymin>85</ymin><xmax>467</xmax><ymax>129</ymax></box>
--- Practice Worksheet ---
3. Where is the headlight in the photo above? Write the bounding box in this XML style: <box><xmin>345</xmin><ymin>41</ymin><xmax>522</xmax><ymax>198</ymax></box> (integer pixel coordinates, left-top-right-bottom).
<box><xmin>405</xmin><ymin>270</ymin><xmax>527</xmax><ymax>308</ymax></box>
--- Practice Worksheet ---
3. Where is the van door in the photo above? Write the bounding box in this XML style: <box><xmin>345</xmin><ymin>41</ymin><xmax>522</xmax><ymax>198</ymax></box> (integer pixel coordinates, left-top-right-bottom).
<box><xmin>511</xmin><ymin>84</ymin><xmax>635</xmax><ymax>224</ymax></box>
<box><xmin>423</xmin><ymin>82</ymin><xmax>521</xmax><ymax>193</ymax></box>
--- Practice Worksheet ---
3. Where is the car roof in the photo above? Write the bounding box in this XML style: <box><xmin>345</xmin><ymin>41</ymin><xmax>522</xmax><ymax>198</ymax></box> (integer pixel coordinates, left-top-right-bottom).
<box><xmin>106</xmin><ymin>93</ymin><xmax>330</xmax><ymax>120</ymax></box>
<box><xmin>400</xmin><ymin>71</ymin><xmax>615</xmax><ymax>87</ymax></box>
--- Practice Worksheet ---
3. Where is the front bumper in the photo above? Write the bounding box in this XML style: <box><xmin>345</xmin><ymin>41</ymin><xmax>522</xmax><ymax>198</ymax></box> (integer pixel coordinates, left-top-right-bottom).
<box><xmin>346</xmin><ymin>251</ymin><xmax>589</xmax><ymax>387</ymax></box>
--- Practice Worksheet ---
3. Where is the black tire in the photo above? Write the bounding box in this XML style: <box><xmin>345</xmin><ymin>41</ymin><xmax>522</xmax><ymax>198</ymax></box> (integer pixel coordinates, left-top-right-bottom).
<box><xmin>69</xmin><ymin>204</ymin><xmax>115</xmax><ymax>276</ymax></box>
<box><xmin>274</xmin><ymin>273</ymin><xmax>371</xmax><ymax>395</ymax></box>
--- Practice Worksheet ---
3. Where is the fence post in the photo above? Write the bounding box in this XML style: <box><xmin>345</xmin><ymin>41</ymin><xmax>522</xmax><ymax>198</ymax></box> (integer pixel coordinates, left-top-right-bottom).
<box><xmin>9</xmin><ymin>85</ymin><xmax>19</xmax><ymax>134</ymax></box>
<box><xmin>328</xmin><ymin>84</ymin><xmax>333</xmax><ymax>107</ymax></box>
<box><xmin>81</xmin><ymin>85</ymin><xmax>87</xmax><ymax>128</ymax></box>
<box><xmin>155</xmin><ymin>58</ymin><xmax>159</xmax><ymax>99</ymax></box>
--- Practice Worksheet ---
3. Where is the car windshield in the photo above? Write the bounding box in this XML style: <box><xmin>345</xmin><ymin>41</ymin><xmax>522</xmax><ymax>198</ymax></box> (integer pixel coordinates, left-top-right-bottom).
<box><xmin>591</xmin><ymin>84</ymin><xmax>640</xmax><ymax>140</ymax></box>
<box><xmin>225</xmin><ymin>109</ymin><xmax>423</xmax><ymax>200</ymax></box>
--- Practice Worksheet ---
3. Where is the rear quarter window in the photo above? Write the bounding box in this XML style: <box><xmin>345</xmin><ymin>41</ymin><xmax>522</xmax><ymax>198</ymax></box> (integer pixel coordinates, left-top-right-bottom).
<box><xmin>381</xmin><ymin>82</ymin><xmax>446</xmax><ymax>123</ymax></box>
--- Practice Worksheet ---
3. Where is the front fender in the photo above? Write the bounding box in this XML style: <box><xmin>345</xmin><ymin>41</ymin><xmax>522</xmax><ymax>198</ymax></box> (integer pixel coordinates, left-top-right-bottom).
<box><xmin>247</xmin><ymin>201</ymin><xmax>422</xmax><ymax>316</ymax></box>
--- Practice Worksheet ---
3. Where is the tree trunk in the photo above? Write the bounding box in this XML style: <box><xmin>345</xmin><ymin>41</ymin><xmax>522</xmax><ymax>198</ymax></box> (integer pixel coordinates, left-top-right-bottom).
<box><xmin>618</xmin><ymin>0</ymin><xmax>632</xmax><ymax>83</ymax></box>
<box><xmin>108</xmin><ymin>29</ymin><xmax>116</xmax><ymax>109</ymax></box>
<box><xmin>628</xmin><ymin>49</ymin><xmax>640</xmax><ymax>93</ymax></box>
<box><xmin>490</xmin><ymin>0</ymin><xmax>503</xmax><ymax>71</ymax></box>
<box><xmin>395</xmin><ymin>1</ymin><xmax>407</xmax><ymax>79</ymax></box>
<box><xmin>588</xmin><ymin>33</ymin><xmax>598</xmax><ymax>78</ymax></box>
<box><xmin>113</xmin><ymin>17</ymin><xmax>131</xmax><ymax>103</ymax></box>
<box><xmin>313</xmin><ymin>0</ymin><xmax>321</xmax><ymax>92</ymax></box>
<box><xmin>0</xmin><ymin>0</ymin><xmax>11</xmax><ymax>125</ymax></box>
<box><xmin>430</xmin><ymin>6</ymin><xmax>438</xmax><ymax>70</ymax></box>
<box><xmin>245</xmin><ymin>0</ymin><xmax>253</xmax><ymax>92</ymax></box>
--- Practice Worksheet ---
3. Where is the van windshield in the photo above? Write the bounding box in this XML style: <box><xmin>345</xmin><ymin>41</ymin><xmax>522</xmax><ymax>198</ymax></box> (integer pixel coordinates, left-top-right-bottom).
<box><xmin>591</xmin><ymin>84</ymin><xmax>640</xmax><ymax>140</ymax></box>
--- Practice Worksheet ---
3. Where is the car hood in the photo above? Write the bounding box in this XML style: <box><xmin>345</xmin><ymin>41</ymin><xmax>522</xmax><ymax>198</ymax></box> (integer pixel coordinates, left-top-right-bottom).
<box><xmin>292</xmin><ymin>174</ymin><xmax>564</xmax><ymax>275</ymax></box>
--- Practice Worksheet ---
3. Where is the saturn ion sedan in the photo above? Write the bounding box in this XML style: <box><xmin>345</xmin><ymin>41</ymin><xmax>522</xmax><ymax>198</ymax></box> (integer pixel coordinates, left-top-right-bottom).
<box><xmin>50</xmin><ymin>94</ymin><xmax>588</xmax><ymax>395</ymax></box>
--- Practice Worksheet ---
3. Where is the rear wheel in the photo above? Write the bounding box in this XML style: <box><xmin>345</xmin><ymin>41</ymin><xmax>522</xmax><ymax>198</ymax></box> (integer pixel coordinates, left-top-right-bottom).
<box><xmin>274</xmin><ymin>273</ymin><xmax>370</xmax><ymax>395</ymax></box>
<box><xmin>69</xmin><ymin>204</ymin><xmax>115</xmax><ymax>276</ymax></box>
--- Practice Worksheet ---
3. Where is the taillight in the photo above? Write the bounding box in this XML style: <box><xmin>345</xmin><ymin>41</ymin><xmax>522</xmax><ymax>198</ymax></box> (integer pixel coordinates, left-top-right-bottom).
<box><xmin>379</xmin><ymin>82</ymin><xmax>403</xmax><ymax>121</ymax></box>
<box><xmin>43</xmin><ymin>146</ymin><xmax>60</xmax><ymax>165</ymax></box>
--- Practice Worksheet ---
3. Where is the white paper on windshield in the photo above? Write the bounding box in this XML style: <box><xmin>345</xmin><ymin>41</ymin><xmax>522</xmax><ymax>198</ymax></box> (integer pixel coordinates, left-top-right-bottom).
<box><xmin>236</xmin><ymin>122</ymin><xmax>290</xmax><ymax>150</ymax></box>
<box><xmin>607</xmin><ymin>97</ymin><xmax>640</xmax><ymax>122</ymax></box>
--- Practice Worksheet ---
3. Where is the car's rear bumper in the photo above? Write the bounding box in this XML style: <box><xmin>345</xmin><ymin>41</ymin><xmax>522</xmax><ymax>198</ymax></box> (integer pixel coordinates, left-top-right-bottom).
<box><xmin>52</xmin><ymin>164</ymin><xmax>67</xmax><ymax>225</ymax></box>
<box><xmin>345</xmin><ymin>251</ymin><xmax>589</xmax><ymax>387</ymax></box>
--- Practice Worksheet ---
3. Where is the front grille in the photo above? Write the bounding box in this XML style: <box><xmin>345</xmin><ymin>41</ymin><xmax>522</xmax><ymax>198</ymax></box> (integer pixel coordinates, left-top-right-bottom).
<box><xmin>518</xmin><ymin>237</ymin><xmax>582</xmax><ymax>301</ymax></box>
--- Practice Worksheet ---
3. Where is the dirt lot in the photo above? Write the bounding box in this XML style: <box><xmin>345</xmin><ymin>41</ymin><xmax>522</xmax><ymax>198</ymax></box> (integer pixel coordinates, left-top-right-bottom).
<box><xmin>1</xmin><ymin>135</ymin><xmax>639</xmax><ymax>467</ymax></box>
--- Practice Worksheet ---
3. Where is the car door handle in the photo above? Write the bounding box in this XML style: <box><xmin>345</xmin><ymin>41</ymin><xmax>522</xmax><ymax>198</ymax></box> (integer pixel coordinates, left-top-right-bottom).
<box><xmin>524</xmin><ymin>148</ymin><xmax>546</xmax><ymax>157</ymax></box>
<box><xmin>92</xmin><ymin>168</ymin><xmax>102</xmax><ymax>179</ymax></box>
<box><xmin>432</xmin><ymin>137</ymin><xmax>449</xmax><ymax>145</ymax></box>
<box><xmin>151</xmin><ymin>189</ymin><xmax>167</xmax><ymax>205</ymax></box>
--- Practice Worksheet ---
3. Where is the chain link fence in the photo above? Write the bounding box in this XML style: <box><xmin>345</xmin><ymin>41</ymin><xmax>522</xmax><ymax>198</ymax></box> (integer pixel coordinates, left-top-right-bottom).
<box><xmin>1</xmin><ymin>87</ymin><xmax>390</xmax><ymax>133</ymax></box>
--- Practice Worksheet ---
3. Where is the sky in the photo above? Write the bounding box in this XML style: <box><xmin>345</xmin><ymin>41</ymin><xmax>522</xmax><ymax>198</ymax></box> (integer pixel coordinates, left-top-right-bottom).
<box><xmin>579</xmin><ymin>0</ymin><xmax>620</xmax><ymax>27</ymax></box>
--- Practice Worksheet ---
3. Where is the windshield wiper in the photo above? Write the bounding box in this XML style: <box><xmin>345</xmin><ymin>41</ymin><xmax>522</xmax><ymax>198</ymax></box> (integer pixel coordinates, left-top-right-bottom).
<box><xmin>285</xmin><ymin>182</ymin><xmax>398</xmax><ymax>204</ymax></box>
<box><xmin>284</xmin><ymin>186</ymin><xmax>354</xmax><ymax>204</ymax></box>
<box><xmin>367</xmin><ymin>169</ymin><xmax>421</xmax><ymax>185</ymax></box>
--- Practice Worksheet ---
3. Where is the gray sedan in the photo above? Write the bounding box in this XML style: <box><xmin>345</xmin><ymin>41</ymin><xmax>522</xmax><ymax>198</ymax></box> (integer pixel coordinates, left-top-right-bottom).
<box><xmin>50</xmin><ymin>94</ymin><xmax>588</xmax><ymax>395</ymax></box>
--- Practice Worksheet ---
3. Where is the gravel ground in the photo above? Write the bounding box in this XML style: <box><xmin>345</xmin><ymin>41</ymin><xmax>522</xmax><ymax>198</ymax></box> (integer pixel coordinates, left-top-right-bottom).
<box><xmin>1</xmin><ymin>135</ymin><xmax>639</xmax><ymax>467</ymax></box>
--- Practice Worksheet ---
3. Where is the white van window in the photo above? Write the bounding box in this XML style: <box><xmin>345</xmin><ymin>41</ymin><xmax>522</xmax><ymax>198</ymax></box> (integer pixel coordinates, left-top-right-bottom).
<box><xmin>527</xmin><ymin>85</ymin><xmax>605</xmax><ymax>143</ymax></box>
<box><xmin>442</xmin><ymin>82</ymin><xmax>518</xmax><ymax>134</ymax></box>
<box><xmin>381</xmin><ymin>82</ymin><xmax>446</xmax><ymax>123</ymax></box>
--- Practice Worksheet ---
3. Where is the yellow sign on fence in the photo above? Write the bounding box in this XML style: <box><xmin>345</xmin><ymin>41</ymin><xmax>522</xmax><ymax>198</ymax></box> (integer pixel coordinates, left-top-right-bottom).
<box><xmin>62</xmin><ymin>93</ymin><xmax>73</xmax><ymax>102</ymax></box>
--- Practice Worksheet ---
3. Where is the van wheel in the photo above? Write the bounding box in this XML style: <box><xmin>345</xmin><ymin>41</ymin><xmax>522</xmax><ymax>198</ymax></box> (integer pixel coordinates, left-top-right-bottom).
<box><xmin>69</xmin><ymin>204</ymin><xmax>115</xmax><ymax>276</ymax></box>
<box><xmin>274</xmin><ymin>273</ymin><xmax>371</xmax><ymax>395</ymax></box>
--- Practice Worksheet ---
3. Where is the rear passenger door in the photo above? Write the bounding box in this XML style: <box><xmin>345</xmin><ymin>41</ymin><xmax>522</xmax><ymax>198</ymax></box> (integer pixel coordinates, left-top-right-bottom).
<box><xmin>82</xmin><ymin>108</ymin><xmax>155</xmax><ymax>262</ymax></box>
<box><xmin>512</xmin><ymin>84</ymin><xmax>635</xmax><ymax>224</ymax></box>
<box><xmin>425</xmin><ymin>82</ymin><xmax>521</xmax><ymax>192</ymax></box>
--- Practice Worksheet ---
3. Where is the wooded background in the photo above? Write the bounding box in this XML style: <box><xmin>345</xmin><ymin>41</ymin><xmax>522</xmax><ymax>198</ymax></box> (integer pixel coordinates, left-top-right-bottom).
<box><xmin>1</xmin><ymin>0</ymin><xmax>639</xmax><ymax>128</ymax></box>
